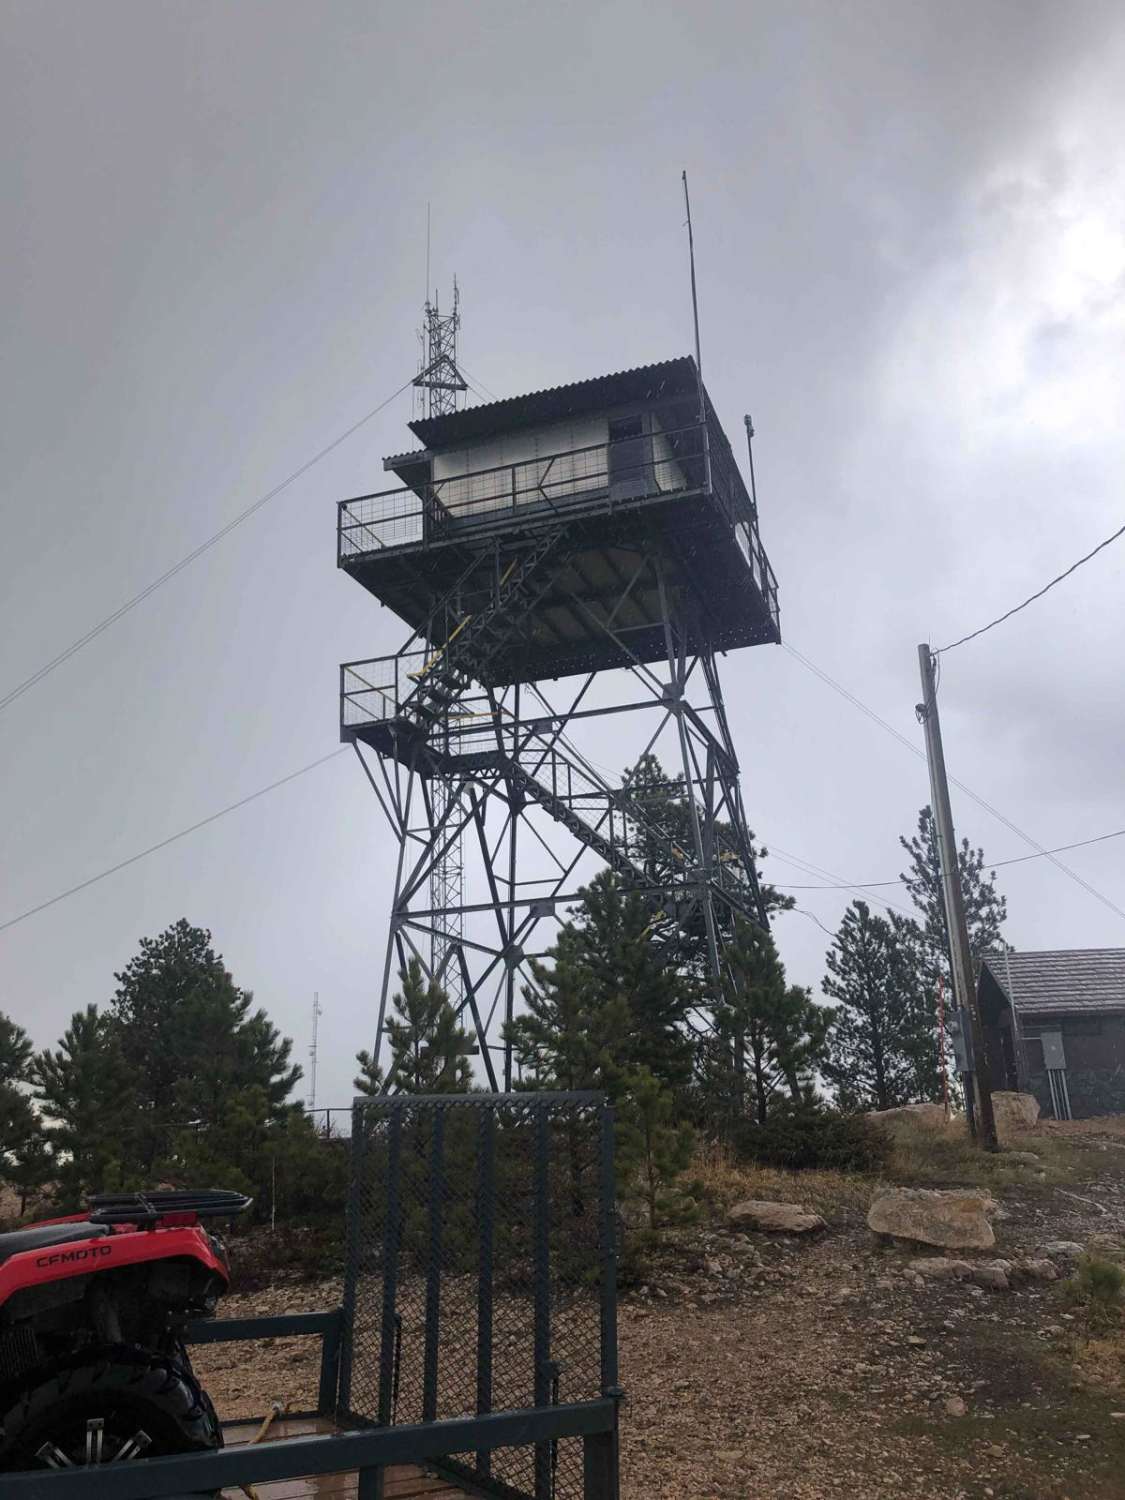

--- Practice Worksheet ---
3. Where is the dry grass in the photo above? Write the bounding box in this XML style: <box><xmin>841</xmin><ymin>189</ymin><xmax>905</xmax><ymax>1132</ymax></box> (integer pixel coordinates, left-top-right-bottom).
<box><xmin>680</xmin><ymin>1116</ymin><xmax>1104</xmax><ymax>1230</ymax></box>
<box><xmin>880</xmin><ymin>1116</ymin><xmax>1094</xmax><ymax>1189</ymax></box>
<box><xmin>682</xmin><ymin>1140</ymin><xmax>876</xmax><ymax>1223</ymax></box>
<box><xmin>1072</xmin><ymin>1329</ymin><xmax>1125</xmax><ymax>1397</ymax></box>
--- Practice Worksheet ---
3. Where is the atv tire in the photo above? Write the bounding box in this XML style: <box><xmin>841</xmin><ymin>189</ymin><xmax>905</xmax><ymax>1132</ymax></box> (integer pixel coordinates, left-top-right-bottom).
<box><xmin>0</xmin><ymin>1346</ymin><xmax>223</xmax><ymax>1474</ymax></box>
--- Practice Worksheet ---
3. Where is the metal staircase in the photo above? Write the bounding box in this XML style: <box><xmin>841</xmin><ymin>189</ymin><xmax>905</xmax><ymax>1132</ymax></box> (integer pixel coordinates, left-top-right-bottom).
<box><xmin>488</xmin><ymin>746</ymin><xmax>760</xmax><ymax>928</ymax></box>
<box><xmin>396</xmin><ymin>529</ymin><xmax>567</xmax><ymax>733</ymax></box>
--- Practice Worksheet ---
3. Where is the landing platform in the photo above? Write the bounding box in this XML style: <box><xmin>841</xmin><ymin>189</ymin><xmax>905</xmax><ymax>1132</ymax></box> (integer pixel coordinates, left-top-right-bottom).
<box><xmin>222</xmin><ymin>1417</ymin><xmax>471</xmax><ymax>1499</ymax></box>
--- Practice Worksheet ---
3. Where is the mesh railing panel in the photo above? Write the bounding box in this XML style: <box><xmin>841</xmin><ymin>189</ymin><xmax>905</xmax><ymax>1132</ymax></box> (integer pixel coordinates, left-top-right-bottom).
<box><xmin>340</xmin><ymin>1093</ymin><xmax>614</xmax><ymax>1500</ymax></box>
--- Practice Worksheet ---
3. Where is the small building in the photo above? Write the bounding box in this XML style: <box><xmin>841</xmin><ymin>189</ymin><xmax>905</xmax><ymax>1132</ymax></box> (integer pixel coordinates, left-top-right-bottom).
<box><xmin>978</xmin><ymin>949</ymin><xmax>1125</xmax><ymax>1120</ymax></box>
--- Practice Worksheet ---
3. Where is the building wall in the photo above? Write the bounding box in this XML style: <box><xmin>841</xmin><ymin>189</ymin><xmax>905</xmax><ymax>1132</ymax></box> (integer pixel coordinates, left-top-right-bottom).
<box><xmin>428</xmin><ymin>409</ymin><xmax>688</xmax><ymax>523</ymax></box>
<box><xmin>431</xmin><ymin>414</ymin><xmax>610</xmax><ymax>520</ymax></box>
<box><xmin>1019</xmin><ymin>1013</ymin><xmax>1125</xmax><ymax>1118</ymax></box>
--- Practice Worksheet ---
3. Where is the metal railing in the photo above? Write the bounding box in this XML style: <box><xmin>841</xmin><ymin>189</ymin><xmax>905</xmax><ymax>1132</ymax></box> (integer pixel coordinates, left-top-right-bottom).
<box><xmin>341</xmin><ymin>649</ymin><xmax>430</xmax><ymax>731</ymax></box>
<box><xmin>338</xmin><ymin>414</ymin><xmax>762</xmax><ymax>554</ymax></box>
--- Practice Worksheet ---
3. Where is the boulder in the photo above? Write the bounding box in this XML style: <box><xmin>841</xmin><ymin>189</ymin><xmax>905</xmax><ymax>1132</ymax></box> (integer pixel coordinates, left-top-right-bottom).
<box><xmin>909</xmin><ymin>1257</ymin><xmax>974</xmax><ymax>1281</ymax></box>
<box><xmin>1003</xmin><ymin>1151</ymin><xmax>1042</xmax><ymax>1167</ymax></box>
<box><xmin>727</xmin><ymin>1199</ymin><xmax>826</xmax><ymax>1234</ymax></box>
<box><xmin>991</xmin><ymin>1091</ymin><xmax>1040</xmax><ymax>1138</ymax></box>
<box><xmin>1015</xmin><ymin>1257</ymin><xmax>1059</xmax><ymax>1283</ymax></box>
<box><xmin>1038</xmin><ymin>1240</ymin><xmax>1085</xmax><ymax>1264</ymax></box>
<box><xmin>971</xmin><ymin>1262</ymin><xmax>1010</xmax><ymax>1291</ymax></box>
<box><xmin>867</xmin><ymin>1188</ymin><xmax>997</xmax><ymax>1250</ymax></box>
<box><xmin>864</xmin><ymin>1103</ymin><xmax>950</xmax><ymax>1132</ymax></box>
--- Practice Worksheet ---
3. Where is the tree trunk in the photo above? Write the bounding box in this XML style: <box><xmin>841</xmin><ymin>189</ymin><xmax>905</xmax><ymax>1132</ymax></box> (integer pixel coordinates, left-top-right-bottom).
<box><xmin>753</xmin><ymin>1047</ymin><xmax>768</xmax><ymax>1126</ymax></box>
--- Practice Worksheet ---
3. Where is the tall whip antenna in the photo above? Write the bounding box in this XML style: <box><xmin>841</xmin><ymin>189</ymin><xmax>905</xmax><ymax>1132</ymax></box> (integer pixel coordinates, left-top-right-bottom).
<box><xmin>682</xmin><ymin>171</ymin><xmax>704</xmax><ymax>378</ymax></box>
<box><xmin>682</xmin><ymin>170</ymin><xmax>712</xmax><ymax>489</ymax></box>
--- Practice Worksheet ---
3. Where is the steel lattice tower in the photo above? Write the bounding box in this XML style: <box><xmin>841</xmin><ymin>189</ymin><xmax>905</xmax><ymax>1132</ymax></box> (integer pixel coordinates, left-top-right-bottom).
<box><xmin>339</xmin><ymin>356</ymin><xmax>780</xmax><ymax>1089</ymax></box>
<box><xmin>412</xmin><ymin>283</ymin><xmax>468</xmax><ymax>1005</ymax></box>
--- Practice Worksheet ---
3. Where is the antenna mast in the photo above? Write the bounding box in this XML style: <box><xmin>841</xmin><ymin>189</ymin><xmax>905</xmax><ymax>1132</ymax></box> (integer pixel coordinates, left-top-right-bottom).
<box><xmin>682</xmin><ymin>170</ymin><xmax>713</xmax><ymax>495</ymax></box>
<box><xmin>414</xmin><ymin>279</ymin><xmax>467</xmax><ymax>420</ymax></box>
<box><xmin>307</xmin><ymin>992</ymin><xmax>322</xmax><ymax>1111</ymax></box>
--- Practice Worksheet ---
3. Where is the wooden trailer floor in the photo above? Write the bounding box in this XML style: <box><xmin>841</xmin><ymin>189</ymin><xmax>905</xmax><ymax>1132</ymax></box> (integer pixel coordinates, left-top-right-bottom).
<box><xmin>221</xmin><ymin>1416</ymin><xmax>472</xmax><ymax>1499</ymax></box>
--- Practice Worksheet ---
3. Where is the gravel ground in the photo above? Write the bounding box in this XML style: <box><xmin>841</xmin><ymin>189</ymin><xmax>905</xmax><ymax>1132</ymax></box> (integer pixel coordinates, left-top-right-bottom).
<box><xmin>196</xmin><ymin>1133</ymin><xmax>1125</xmax><ymax>1500</ymax></box>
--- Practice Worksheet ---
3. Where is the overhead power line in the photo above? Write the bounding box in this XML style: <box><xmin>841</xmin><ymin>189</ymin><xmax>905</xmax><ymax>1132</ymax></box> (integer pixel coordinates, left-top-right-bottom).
<box><xmin>0</xmin><ymin>748</ymin><xmax>347</xmax><ymax>936</ymax></box>
<box><xmin>935</xmin><ymin>517</ymin><xmax>1125</xmax><ymax>655</ymax></box>
<box><xmin>773</xmin><ymin>824</ymin><xmax>1125</xmax><ymax>891</ymax></box>
<box><xmin>782</xmin><ymin>642</ymin><xmax>1125</xmax><ymax>924</ymax></box>
<box><xmin>0</xmin><ymin>381</ymin><xmax>415</xmax><ymax>716</ymax></box>
<box><xmin>793</xmin><ymin>907</ymin><xmax>837</xmax><ymax>941</ymax></box>
<box><xmin>766</xmin><ymin>841</ymin><xmax>917</xmax><ymax>922</ymax></box>
<box><xmin>769</xmin><ymin>844</ymin><xmax>948</xmax><ymax>956</ymax></box>
<box><xmin>782</xmin><ymin>644</ymin><xmax>920</xmax><ymax>757</ymax></box>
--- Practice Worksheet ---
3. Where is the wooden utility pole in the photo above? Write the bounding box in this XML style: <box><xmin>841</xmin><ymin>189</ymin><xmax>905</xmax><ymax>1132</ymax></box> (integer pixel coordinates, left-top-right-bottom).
<box><xmin>916</xmin><ymin>644</ymin><xmax>999</xmax><ymax>1151</ymax></box>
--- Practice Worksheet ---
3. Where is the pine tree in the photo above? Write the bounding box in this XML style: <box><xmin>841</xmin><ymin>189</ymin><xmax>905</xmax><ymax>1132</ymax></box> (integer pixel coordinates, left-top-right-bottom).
<box><xmin>31</xmin><ymin>1005</ymin><xmax>134</xmax><ymax>1206</ymax></box>
<box><xmin>383</xmin><ymin>958</ymin><xmax>473</xmax><ymax>1093</ymax></box>
<box><xmin>0</xmin><ymin>1011</ymin><xmax>43</xmax><ymax>1208</ymax></box>
<box><xmin>713</xmin><ymin>920</ymin><xmax>831</xmax><ymax>1126</ymax></box>
<box><xmin>821</xmin><ymin>901</ymin><xmax>938</xmax><ymax>1111</ymax></box>
<box><xmin>109</xmin><ymin>920</ymin><xmax>301</xmax><ymax>1171</ymax></box>
<box><xmin>621</xmin><ymin>752</ymin><xmax>794</xmax><ymax>918</ymax></box>
<box><xmin>564</xmin><ymin>871</ymin><xmax>693</xmax><ymax>1095</ymax></box>
<box><xmin>616</xmin><ymin>1068</ymin><xmax>695</xmax><ymax>1229</ymax></box>
<box><xmin>507</xmin><ymin>927</ymin><xmax>632</xmax><ymax>1097</ymax></box>
<box><xmin>7</xmin><ymin>1130</ymin><xmax>51</xmax><ymax>1216</ymax></box>
<box><xmin>354</xmin><ymin>1049</ymin><xmax>384</xmax><ymax>1096</ymax></box>
<box><xmin>899</xmin><ymin>806</ymin><xmax>1008</xmax><ymax>986</ymax></box>
<box><xmin>0</xmin><ymin>1014</ymin><xmax>32</xmax><ymax>1089</ymax></box>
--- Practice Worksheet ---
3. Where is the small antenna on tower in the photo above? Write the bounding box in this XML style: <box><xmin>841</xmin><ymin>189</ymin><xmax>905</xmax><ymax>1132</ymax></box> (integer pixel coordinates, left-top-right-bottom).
<box><xmin>307</xmin><ymin>992</ymin><xmax>322</xmax><ymax>1112</ymax></box>
<box><xmin>414</xmin><ymin>276</ymin><xmax>468</xmax><ymax>418</ymax></box>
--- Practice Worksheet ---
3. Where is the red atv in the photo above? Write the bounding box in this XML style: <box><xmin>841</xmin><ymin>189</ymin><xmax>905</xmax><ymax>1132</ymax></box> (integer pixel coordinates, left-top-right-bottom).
<box><xmin>0</xmin><ymin>1189</ymin><xmax>250</xmax><ymax>1475</ymax></box>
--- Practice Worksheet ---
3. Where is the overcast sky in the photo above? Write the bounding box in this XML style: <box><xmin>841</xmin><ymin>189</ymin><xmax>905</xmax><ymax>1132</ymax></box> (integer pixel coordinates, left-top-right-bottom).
<box><xmin>3</xmin><ymin>0</ymin><xmax>1124</xmax><ymax>1109</ymax></box>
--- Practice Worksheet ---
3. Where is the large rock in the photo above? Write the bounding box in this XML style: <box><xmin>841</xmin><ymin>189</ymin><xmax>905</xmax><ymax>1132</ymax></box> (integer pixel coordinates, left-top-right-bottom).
<box><xmin>909</xmin><ymin>1257</ymin><xmax>974</xmax><ymax>1280</ymax></box>
<box><xmin>991</xmin><ymin>1091</ymin><xmax>1040</xmax><ymax>1138</ymax></box>
<box><xmin>1038</xmin><ymin>1239</ymin><xmax>1085</xmax><ymax>1264</ymax></box>
<box><xmin>867</xmin><ymin>1188</ymin><xmax>997</xmax><ymax>1249</ymax></box>
<box><xmin>1015</xmin><ymin>1257</ymin><xmax>1059</xmax><ymax>1283</ymax></box>
<box><xmin>972</xmin><ymin>1261</ymin><xmax>1011</xmax><ymax>1291</ymax></box>
<box><xmin>728</xmin><ymin>1199</ymin><xmax>826</xmax><ymax>1234</ymax></box>
<box><xmin>864</xmin><ymin>1103</ymin><xmax>950</xmax><ymax>1132</ymax></box>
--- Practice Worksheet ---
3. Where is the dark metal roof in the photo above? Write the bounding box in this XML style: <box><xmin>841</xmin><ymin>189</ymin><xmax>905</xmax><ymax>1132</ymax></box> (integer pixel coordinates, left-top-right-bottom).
<box><xmin>382</xmin><ymin>448</ymin><xmax>428</xmax><ymax>468</ymax></box>
<box><xmin>407</xmin><ymin>356</ymin><xmax>700</xmax><ymax>448</ymax></box>
<box><xmin>980</xmin><ymin>949</ymin><xmax>1125</xmax><ymax>1017</ymax></box>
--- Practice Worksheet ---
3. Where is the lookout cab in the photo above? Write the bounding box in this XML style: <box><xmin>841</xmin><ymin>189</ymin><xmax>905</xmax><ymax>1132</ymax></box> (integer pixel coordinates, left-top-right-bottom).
<box><xmin>339</xmin><ymin>356</ymin><xmax>779</xmax><ymax>738</ymax></box>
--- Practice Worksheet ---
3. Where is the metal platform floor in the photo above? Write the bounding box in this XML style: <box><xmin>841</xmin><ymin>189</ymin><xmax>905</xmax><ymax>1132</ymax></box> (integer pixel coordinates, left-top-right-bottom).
<box><xmin>222</xmin><ymin>1417</ymin><xmax>471</xmax><ymax>1499</ymax></box>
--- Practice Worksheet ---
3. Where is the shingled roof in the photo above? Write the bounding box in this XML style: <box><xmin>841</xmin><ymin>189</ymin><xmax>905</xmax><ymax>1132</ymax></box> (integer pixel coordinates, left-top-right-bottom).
<box><xmin>980</xmin><ymin>949</ymin><xmax>1125</xmax><ymax>1017</ymax></box>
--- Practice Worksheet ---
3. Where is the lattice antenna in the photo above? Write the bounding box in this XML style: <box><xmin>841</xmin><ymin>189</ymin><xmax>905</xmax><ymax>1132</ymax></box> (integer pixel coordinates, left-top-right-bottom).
<box><xmin>412</xmin><ymin>264</ymin><xmax>467</xmax><ymax>1008</ymax></box>
<box><xmin>414</xmin><ymin>275</ymin><xmax>467</xmax><ymax>420</ymax></box>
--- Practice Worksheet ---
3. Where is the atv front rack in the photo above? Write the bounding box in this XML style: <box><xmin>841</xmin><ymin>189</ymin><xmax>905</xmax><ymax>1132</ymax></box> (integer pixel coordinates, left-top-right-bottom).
<box><xmin>88</xmin><ymin>1189</ymin><xmax>253</xmax><ymax>1226</ymax></box>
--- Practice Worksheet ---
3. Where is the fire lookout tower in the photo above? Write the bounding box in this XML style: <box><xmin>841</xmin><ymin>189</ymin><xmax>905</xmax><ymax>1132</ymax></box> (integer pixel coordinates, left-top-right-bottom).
<box><xmin>339</xmin><ymin>355</ymin><xmax>780</xmax><ymax>1088</ymax></box>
